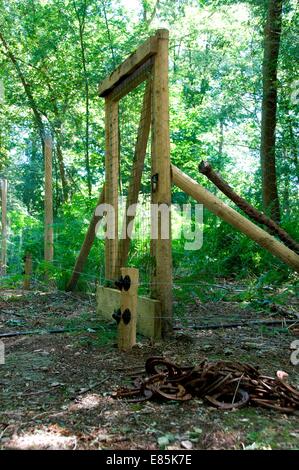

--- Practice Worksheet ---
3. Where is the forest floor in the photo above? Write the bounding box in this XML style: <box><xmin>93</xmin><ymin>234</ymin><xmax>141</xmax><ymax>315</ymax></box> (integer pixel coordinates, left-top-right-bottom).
<box><xmin>0</xmin><ymin>284</ymin><xmax>298</xmax><ymax>450</ymax></box>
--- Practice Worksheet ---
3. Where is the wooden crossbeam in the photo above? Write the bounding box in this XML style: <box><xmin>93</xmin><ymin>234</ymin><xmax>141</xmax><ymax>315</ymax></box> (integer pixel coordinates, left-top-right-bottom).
<box><xmin>98</xmin><ymin>34</ymin><xmax>158</xmax><ymax>97</ymax></box>
<box><xmin>108</xmin><ymin>58</ymin><xmax>153</xmax><ymax>102</ymax></box>
<box><xmin>117</xmin><ymin>81</ymin><xmax>151</xmax><ymax>269</ymax></box>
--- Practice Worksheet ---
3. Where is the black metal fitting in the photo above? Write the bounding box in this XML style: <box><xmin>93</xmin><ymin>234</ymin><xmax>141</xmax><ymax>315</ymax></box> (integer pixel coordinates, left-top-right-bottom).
<box><xmin>122</xmin><ymin>308</ymin><xmax>131</xmax><ymax>325</ymax></box>
<box><xmin>115</xmin><ymin>275</ymin><xmax>131</xmax><ymax>291</ymax></box>
<box><xmin>151</xmin><ymin>173</ymin><xmax>159</xmax><ymax>193</ymax></box>
<box><xmin>112</xmin><ymin>308</ymin><xmax>121</xmax><ymax>324</ymax></box>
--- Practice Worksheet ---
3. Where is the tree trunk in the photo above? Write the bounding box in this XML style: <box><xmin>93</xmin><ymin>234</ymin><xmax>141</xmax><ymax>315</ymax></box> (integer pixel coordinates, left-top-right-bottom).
<box><xmin>73</xmin><ymin>0</ymin><xmax>92</xmax><ymax>196</ymax></box>
<box><xmin>260</xmin><ymin>0</ymin><xmax>283</xmax><ymax>222</ymax></box>
<box><xmin>55</xmin><ymin>137</ymin><xmax>69</xmax><ymax>202</ymax></box>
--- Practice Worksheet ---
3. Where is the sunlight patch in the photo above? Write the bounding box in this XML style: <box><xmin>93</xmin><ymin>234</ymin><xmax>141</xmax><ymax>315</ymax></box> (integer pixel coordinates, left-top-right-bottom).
<box><xmin>69</xmin><ymin>393</ymin><xmax>102</xmax><ymax>411</ymax></box>
<box><xmin>7</xmin><ymin>429</ymin><xmax>76</xmax><ymax>450</ymax></box>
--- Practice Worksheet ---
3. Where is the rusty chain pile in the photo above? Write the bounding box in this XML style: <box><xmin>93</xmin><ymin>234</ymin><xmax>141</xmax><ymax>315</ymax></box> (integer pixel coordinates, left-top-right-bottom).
<box><xmin>114</xmin><ymin>357</ymin><xmax>299</xmax><ymax>413</ymax></box>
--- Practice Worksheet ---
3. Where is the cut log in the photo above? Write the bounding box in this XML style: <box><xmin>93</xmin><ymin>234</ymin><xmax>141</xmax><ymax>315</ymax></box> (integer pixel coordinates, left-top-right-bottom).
<box><xmin>171</xmin><ymin>164</ymin><xmax>299</xmax><ymax>271</ymax></box>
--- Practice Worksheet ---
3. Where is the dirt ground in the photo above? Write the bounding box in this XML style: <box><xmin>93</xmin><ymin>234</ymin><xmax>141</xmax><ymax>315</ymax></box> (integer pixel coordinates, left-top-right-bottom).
<box><xmin>0</xmin><ymin>287</ymin><xmax>298</xmax><ymax>450</ymax></box>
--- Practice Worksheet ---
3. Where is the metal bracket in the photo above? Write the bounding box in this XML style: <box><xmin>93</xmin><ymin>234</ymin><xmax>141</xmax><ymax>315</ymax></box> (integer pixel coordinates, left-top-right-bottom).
<box><xmin>151</xmin><ymin>173</ymin><xmax>159</xmax><ymax>193</ymax></box>
<box><xmin>112</xmin><ymin>308</ymin><xmax>121</xmax><ymax>324</ymax></box>
<box><xmin>115</xmin><ymin>275</ymin><xmax>131</xmax><ymax>291</ymax></box>
<box><xmin>122</xmin><ymin>308</ymin><xmax>131</xmax><ymax>325</ymax></box>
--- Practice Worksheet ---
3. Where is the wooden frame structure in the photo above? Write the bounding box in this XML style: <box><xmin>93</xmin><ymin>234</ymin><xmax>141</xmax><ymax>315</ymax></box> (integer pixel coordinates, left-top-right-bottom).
<box><xmin>68</xmin><ymin>29</ymin><xmax>299</xmax><ymax>341</ymax></box>
<box><xmin>98</xmin><ymin>29</ymin><xmax>173</xmax><ymax>337</ymax></box>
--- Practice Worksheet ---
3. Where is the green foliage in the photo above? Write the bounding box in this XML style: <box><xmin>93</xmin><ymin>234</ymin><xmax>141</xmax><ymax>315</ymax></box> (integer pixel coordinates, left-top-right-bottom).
<box><xmin>0</xmin><ymin>0</ymin><xmax>298</xmax><ymax>296</ymax></box>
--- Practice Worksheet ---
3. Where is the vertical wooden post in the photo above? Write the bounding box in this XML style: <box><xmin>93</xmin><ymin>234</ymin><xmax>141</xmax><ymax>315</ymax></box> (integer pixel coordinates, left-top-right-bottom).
<box><xmin>0</xmin><ymin>179</ymin><xmax>7</xmax><ymax>275</ymax></box>
<box><xmin>151</xmin><ymin>29</ymin><xmax>173</xmax><ymax>336</ymax></box>
<box><xmin>23</xmin><ymin>253</ymin><xmax>32</xmax><ymax>290</ymax></box>
<box><xmin>105</xmin><ymin>99</ymin><xmax>119</xmax><ymax>281</ymax></box>
<box><xmin>44</xmin><ymin>136</ymin><xmax>54</xmax><ymax>263</ymax></box>
<box><xmin>118</xmin><ymin>267</ymin><xmax>139</xmax><ymax>351</ymax></box>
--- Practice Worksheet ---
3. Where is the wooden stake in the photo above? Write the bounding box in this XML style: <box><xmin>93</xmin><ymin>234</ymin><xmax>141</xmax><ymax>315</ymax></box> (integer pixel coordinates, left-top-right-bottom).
<box><xmin>66</xmin><ymin>185</ymin><xmax>105</xmax><ymax>291</ymax></box>
<box><xmin>23</xmin><ymin>253</ymin><xmax>32</xmax><ymax>290</ymax></box>
<box><xmin>105</xmin><ymin>99</ymin><xmax>119</xmax><ymax>281</ymax></box>
<box><xmin>171</xmin><ymin>164</ymin><xmax>299</xmax><ymax>271</ymax></box>
<box><xmin>0</xmin><ymin>179</ymin><xmax>7</xmax><ymax>275</ymax></box>
<box><xmin>151</xmin><ymin>29</ymin><xmax>173</xmax><ymax>337</ymax></box>
<box><xmin>44</xmin><ymin>136</ymin><xmax>54</xmax><ymax>263</ymax></box>
<box><xmin>117</xmin><ymin>81</ymin><xmax>151</xmax><ymax>269</ymax></box>
<box><xmin>118</xmin><ymin>267</ymin><xmax>139</xmax><ymax>351</ymax></box>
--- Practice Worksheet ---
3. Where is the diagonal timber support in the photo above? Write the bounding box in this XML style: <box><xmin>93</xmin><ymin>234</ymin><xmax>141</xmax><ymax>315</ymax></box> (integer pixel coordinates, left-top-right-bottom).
<box><xmin>117</xmin><ymin>81</ymin><xmax>152</xmax><ymax>269</ymax></box>
<box><xmin>171</xmin><ymin>164</ymin><xmax>299</xmax><ymax>271</ymax></box>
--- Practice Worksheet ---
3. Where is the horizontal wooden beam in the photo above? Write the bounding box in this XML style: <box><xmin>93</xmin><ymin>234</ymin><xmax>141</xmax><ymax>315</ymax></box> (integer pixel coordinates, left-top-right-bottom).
<box><xmin>171</xmin><ymin>164</ymin><xmax>299</xmax><ymax>271</ymax></box>
<box><xmin>107</xmin><ymin>58</ymin><xmax>153</xmax><ymax>102</ymax></box>
<box><xmin>98</xmin><ymin>30</ymin><xmax>168</xmax><ymax>98</ymax></box>
<box><xmin>96</xmin><ymin>286</ymin><xmax>161</xmax><ymax>339</ymax></box>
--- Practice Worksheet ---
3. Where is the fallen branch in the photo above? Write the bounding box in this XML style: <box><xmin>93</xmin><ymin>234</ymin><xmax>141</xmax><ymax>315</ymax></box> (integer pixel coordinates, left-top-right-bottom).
<box><xmin>199</xmin><ymin>160</ymin><xmax>299</xmax><ymax>254</ymax></box>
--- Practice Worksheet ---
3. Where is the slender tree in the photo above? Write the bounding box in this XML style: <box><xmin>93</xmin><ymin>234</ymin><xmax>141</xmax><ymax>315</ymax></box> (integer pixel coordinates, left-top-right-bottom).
<box><xmin>73</xmin><ymin>0</ymin><xmax>92</xmax><ymax>197</ymax></box>
<box><xmin>260</xmin><ymin>0</ymin><xmax>283</xmax><ymax>222</ymax></box>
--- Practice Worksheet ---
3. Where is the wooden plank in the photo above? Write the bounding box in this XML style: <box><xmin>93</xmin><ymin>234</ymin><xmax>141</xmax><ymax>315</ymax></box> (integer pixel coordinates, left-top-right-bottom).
<box><xmin>105</xmin><ymin>99</ymin><xmax>119</xmax><ymax>280</ymax></box>
<box><xmin>98</xmin><ymin>35</ymin><xmax>158</xmax><ymax>97</ymax></box>
<box><xmin>66</xmin><ymin>185</ymin><xmax>105</xmax><ymax>291</ymax></box>
<box><xmin>108</xmin><ymin>58</ymin><xmax>153</xmax><ymax>102</ymax></box>
<box><xmin>171</xmin><ymin>164</ymin><xmax>299</xmax><ymax>271</ymax></box>
<box><xmin>118</xmin><ymin>267</ymin><xmax>139</xmax><ymax>351</ymax></box>
<box><xmin>96</xmin><ymin>285</ymin><xmax>161</xmax><ymax>338</ymax></box>
<box><xmin>44</xmin><ymin>137</ymin><xmax>53</xmax><ymax>263</ymax></box>
<box><xmin>23</xmin><ymin>253</ymin><xmax>32</xmax><ymax>290</ymax></box>
<box><xmin>117</xmin><ymin>81</ymin><xmax>151</xmax><ymax>269</ymax></box>
<box><xmin>151</xmin><ymin>29</ymin><xmax>173</xmax><ymax>337</ymax></box>
<box><xmin>0</xmin><ymin>179</ymin><xmax>7</xmax><ymax>275</ymax></box>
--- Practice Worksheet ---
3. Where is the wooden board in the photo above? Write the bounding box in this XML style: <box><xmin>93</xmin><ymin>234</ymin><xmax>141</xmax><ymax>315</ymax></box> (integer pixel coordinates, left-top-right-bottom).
<box><xmin>150</xmin><ymin>29</ymin><xmax>173</xmax><ymax>336</ymax></box>
<box><xmin>98</xmin><ymin>35</ymin><xmax>158</xmax><ymax>97</ymax></box>
<box><xmin>105</xmin><ymin>99</ymin><xmax>119</xmax><ymax>280</ymax></box>
<box><xmin>118</xmin><ymin>267</ymin><xmax>139</xmax><ymax>351</ymax></box>
<box><xmin>96</xmin><ymin>285</ymin><xmax>161</xmax><ymax>339</ymax></box>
